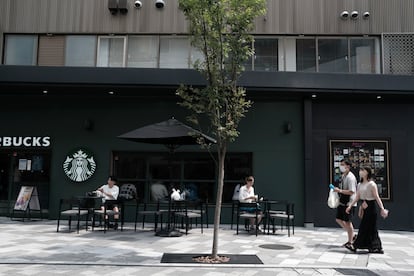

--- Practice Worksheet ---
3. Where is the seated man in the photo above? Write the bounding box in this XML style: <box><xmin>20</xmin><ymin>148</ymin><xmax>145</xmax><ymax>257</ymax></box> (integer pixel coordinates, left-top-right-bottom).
<box><xmin>118</xmin><ymin>183</ymin><xmax>137</xmax><ymax>201</ymax></box>
<box><xmin>96</xmin><ymin>176</ymin><xmax>120</xmax><ymax>229</ymax></box>
<box><xmin>151</xmin><ymin>182</ymin><xmax>169</xmax><ymax>201</ymax></box>
<box><xmin>238</xmin><ymin>176</ymin><xmax>263</xmax><ymax>232</ymax></box>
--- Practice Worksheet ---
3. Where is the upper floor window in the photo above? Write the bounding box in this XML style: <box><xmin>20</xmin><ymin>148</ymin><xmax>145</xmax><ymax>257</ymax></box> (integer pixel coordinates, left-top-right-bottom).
<box><xmin>318</xmin><ymin>38</ymin><xmax>349</xmax><ymax>73</ymax></box>
<box><xmin>127</xmin><ymin>36</ymin><xmax>159</xmax><ymax>68</ymax></box>
<box><xmin>350</xmin><ymin>38</ymin><xmax>380</xmax><ymax>74</ymax></box>
<box><xmin>1</xmin><ymin>34</ymin><xmax>382</xmax><ymax>74</ymax></box>
<box><xmin>253</xmin><ymin>38</ymin><xmax>278</xmax><ymax>72</ymax></box>
<box><xmin>296</xmin><ymin>39</ymin><xmax>316</xmax><ymax>72</ymax></box>
<box><xmin>65</xmin><ymin>36</ymin><xmax>97</xmax><ymax>67</ymax></box>
<box><xmin>97</xmin><ymin>36</ymin><xmax>126</xmax><ymax>67</ymax></box>
<box><xmin>159</xmin><ymin>36</ymin><xmax>190</xmax><ymax>68</ymax></box>
<box><xmin>4</xmin><ymin>35</ymin><xmax>38</xmax><ymax>65</ymax></box>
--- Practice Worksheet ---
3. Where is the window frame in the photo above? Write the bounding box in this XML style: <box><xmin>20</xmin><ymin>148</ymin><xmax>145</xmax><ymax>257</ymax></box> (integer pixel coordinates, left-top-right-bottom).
<box><xmin>96</xmin><ymin>35</ymin><xmax>127</xmax><ymax>67</ymax></box>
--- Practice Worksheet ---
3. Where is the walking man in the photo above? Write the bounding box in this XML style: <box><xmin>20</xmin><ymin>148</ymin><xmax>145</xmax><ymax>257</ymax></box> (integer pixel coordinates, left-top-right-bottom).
<box><xmin>334</xmin><ymin>160</ymin><xmax>357</xmax><ymax>246</ymax></box>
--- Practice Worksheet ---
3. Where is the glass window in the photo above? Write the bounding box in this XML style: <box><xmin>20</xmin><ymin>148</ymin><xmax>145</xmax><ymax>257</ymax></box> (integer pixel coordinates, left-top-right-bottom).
<box><xmin>4</xmin><ymin>35</ymin><xmax>38</xmax><ymax>65</ymax></box>
<box><xmin>112</xmin><ymin>151</ymin><xmax>252</xmax><ymax>203</ymax></box>
<box><xmin>65</xmin><ymin>35</ymin><xmax>96</xmax><ymax>67</ymax></box>
<box><xmin>159</xmin><ymin>36</ymin><xmax>190</xmax><ymax>68</ymax></box>
<box><xmin>253</xmin><ymin>38</ymin><xmax>278</xmax><ymax>71</ymax></box>
<box><xmin>296</xmin><ymin>39</ymin><xmax>316</xmax><ymax>72</ymax></box>
<box><xmin>318</xmin><ymin>38</ymin><xmax>349</xmax><ymax>73</ymax></box>
<box><xmin>97</xmin><ymin>36</ymin><xmax>126</xmax><ymax>67</ymax></box>
<box><xmin>189</xmin><ymin>47</ymin><xmax>204</xmax><ymax>69</ymax></box>
<box><xmin>350</xmin><ymin>38</ymin><xmax>380</xmax><ymax>74</ymax></box>
<box><xmin>127</xmin><ymin>36</ymin><xmax>159</xmax><ymax>68</ymax></box>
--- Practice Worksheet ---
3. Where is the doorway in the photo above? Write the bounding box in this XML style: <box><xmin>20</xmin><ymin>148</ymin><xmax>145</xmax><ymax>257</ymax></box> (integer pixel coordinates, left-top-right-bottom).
<box><xmin>0</xmin><ymin>150</ymin><xmax>51</xmax><ymax>215</ymax></box>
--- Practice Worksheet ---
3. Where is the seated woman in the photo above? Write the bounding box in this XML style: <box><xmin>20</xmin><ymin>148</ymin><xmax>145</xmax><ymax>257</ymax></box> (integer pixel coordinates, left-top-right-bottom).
<box><xmin>96</xmin><ymin>176</ymin><xmax>120</xmax><ymax>229</ymax></box>
<box><xmin>238</xmin><ymin>176</ymin><xmax>263</xmax><ymax>232</ymax></box>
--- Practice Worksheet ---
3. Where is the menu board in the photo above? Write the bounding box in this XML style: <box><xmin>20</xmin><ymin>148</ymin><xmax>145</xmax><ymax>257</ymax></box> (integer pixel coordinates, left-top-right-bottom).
<box><xmin>329</xmin><ymin>139</ymin><xmax>390</xmax><ymax>200</ymax></box>
<box><xmin>14</xmin><ymin>186</ymin><xmax>41</xmax><ymax>211</ymax></box>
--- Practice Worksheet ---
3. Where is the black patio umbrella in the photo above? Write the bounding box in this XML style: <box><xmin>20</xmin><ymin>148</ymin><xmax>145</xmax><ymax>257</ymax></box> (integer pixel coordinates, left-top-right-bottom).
<box><xmin>117</xmin><ymin>117</ymin><xmax>216</xmax><ymax>151</ymax></box>
<box><xmin>118</xmin><ymin>117</ymin><xmax>216</xmax><ymax>237</ymax></box>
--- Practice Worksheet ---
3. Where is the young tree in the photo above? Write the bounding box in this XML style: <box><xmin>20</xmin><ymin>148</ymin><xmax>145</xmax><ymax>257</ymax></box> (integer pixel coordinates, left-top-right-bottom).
<box><xmin>177</xmin><ymin>0</ymin><xmax>266</xmax><ymax>260</ymax></box>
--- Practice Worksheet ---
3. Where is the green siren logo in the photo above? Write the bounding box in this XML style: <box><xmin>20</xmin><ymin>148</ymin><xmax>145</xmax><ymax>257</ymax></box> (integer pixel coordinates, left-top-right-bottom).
<box><xmin>63</xmin><ymin>149</ymin><xmax>97</xmax><ymax>182</ymax></box>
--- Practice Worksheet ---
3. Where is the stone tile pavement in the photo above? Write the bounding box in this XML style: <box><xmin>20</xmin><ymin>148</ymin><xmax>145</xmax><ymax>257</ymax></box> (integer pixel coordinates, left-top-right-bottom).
<box><xmin>0</xmin><ymin>217</ymin><xmax>413</xmax><ymax>275</ymax></box>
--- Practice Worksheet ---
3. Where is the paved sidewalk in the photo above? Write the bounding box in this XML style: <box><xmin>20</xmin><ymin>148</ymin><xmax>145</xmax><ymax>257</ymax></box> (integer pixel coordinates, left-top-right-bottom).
<box><xmin>0</xmin><ymin>217</ymin><xmax>413</xmax><ymax>275</ymax></box>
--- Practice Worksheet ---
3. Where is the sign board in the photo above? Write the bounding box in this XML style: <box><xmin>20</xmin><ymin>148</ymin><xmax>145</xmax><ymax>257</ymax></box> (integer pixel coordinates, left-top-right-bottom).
<box><xmin>14</xmin><ymin>186</ymin><xmax>41</xmax><ymax>211</ymax></box>
<box><xmin>329</xmin><ymin>139</ymin><xmax>391</xmax><ymax>200</ymax></box>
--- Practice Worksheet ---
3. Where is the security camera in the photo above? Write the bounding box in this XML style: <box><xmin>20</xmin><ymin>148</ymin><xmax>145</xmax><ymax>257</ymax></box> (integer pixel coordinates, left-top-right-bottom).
<box><xmin>155</xmin><ymin>0</ymin><xmax>165</xmax><ymax>9</ymax></box>
<box><xmin>134</xmin><ymin>0</ymin><xmax>142</xmax><ymax>8</ymax></box>
<box><xmin>340</xmin><ymin>11</ymin><xmax>349</xmax><ymax>19</ymax></box>
<box><xmin>363</xmin><ymin>12</ymin><xmax>370</xmax><ymax>19</ymax></box>
<box><xmin>351</xmin><ymin>11</ymin><xmax>359</xmax><ymax>19</ymax></box>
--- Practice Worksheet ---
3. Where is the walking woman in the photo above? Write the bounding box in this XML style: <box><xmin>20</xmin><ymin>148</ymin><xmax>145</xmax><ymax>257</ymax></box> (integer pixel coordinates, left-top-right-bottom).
<box><xmin>345</xmin><ymin>166</ymin><xmax>388</xmax><ymax>254</ymax></box>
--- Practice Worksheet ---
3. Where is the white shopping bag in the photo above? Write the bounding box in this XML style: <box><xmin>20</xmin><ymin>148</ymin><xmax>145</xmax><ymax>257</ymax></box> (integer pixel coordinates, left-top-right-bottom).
<box><xmin>327</xmin><ymin>189</ymin><xmax>340</xmax><ymax>209</ymax></box>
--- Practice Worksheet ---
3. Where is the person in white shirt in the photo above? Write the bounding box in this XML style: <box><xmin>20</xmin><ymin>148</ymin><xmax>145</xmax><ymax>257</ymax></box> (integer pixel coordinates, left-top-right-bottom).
<box><xmin>96</xmin><ymin>176</ymin><xmax>120</xmax><ymax>229</ymax></box>
<box><xmin>334</xmin><ymin>160</ymin><xmax>357</xmax><ymax>247</ymax></box>
<box><xmin>232</xmin><ymin>184</ymin><xmax>241</xmax><ymax>201</ymax></box>
<box><xmin>238</xmin><ymin>176</ymin><xmax>263</xmax><ymax>232</ymax></box>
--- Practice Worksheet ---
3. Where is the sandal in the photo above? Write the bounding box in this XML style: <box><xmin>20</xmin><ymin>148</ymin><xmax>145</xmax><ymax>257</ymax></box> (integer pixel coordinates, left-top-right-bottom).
<box><xmin>342</xmin><ymin>241</ymin><xmax>351</xmax><ymax>247</ymax></box>
<box><xmin>345</xmin><ymin>243</ymin><xmax>356</xmax><ymax>252</ymax></box>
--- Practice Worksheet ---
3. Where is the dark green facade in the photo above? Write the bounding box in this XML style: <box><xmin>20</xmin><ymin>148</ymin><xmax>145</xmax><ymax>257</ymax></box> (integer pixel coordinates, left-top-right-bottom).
<box><xmin>3</xmin><ymin>66</ymin><xmax>414</xmax><ymax>230</ymax></box>
<box><xmin>0</xmin><ymin>66</ymin><xmax>305</xmax><ymax>224</ymax></box>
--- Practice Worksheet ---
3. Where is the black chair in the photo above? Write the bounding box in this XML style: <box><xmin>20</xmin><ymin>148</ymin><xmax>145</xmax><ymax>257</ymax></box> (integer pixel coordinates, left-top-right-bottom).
<box><xmin>173</xmin><ymin>200</ymin><xmax>204</xmax><ymax>235</ymax></box>
<box><xmin>57</xmin><ymin>198</ymin><xmax>89</xmax><ymax>234</ymax></box>
<box><xmin>236</xmin><ymin>202</ymin><xmax>262</xmax><ymax>236</ymax></box>
<box><xmin>92</xmin><ymin>199</ymin><xmax>123</xmax><ymax>233</ymax></box>
<box><xmin>134</xmin><ymin>199</ymin><xmax>168</xmax><ymax>232</ymax></box>
<box><xmin>267</xmin><ymin>200</ymin><xmax>295</xmax><ymax>237</ymax></box>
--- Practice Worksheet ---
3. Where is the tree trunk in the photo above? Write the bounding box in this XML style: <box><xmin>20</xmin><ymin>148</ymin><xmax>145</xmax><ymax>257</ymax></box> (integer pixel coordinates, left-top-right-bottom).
<box><xmin>211</xmin><ymin>144</ymin><xmax>226</xmax><ymax>259</ymax></box>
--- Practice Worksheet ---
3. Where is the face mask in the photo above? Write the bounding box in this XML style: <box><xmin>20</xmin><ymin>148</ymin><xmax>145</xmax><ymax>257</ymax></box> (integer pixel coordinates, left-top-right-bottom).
<box><xmin>339</xmin><ymin>165</ymin><xmax>346</xmax><ymax>173</ymax></box>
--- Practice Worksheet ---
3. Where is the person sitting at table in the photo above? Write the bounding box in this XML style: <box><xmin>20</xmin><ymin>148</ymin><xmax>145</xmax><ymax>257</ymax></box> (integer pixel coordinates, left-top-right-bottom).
<box><xmin>151</xmin><ymin>182</ymin><xmax>169</xmax><ymax>201</ymax></box>
<box><xmin>96</xmin><ymin>176</ymin><xmax>120</xmax><ymax>229</ymax></box>
<box><xmin>238</xmin><ymin>175</ymin><xmax>263</xmax><ymax>233</ymax></box>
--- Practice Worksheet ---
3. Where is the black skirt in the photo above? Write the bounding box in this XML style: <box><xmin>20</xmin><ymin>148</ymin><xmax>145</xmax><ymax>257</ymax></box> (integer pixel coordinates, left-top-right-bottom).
<box><xmin>354</xmin><ymin>200</ymin><xmax>382</xmax><ymax>251</ymax></box>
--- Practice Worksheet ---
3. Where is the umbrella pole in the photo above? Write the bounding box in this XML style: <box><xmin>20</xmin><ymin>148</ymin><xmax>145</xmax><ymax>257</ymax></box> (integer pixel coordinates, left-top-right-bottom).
<box><xmin>155</xmin><ymin>144</ymin><xmax>182</xmax><ymax>237</ymax></box>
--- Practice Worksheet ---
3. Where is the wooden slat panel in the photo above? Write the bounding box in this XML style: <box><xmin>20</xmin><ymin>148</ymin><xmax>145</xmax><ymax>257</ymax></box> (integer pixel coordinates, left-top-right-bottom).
<box><xmin>38</xmin><ymin>35</ymin><xmax>65</xmax><ymax>66</ymax></box>
<box><xmin>0</xmin><ymin>0</ymin><xmax>414</xmax><ymax>35</ymax></box>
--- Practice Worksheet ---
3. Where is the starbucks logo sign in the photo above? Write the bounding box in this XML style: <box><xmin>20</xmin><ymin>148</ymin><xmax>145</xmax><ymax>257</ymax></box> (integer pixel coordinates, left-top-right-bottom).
<box><xmin>63</xmin><ymin>149</ymin><xmax>97</xmax><ymax>182</ymax></box>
